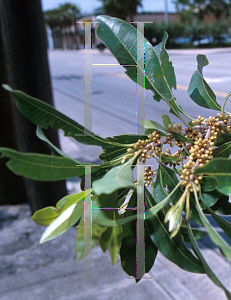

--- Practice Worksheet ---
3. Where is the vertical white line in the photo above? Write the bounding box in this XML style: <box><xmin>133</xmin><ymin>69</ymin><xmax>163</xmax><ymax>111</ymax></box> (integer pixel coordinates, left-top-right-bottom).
<box><xmin>84</xmin><ymin>22</ymin><xmax>92</xmax><ymax>134</ymax></box>
<box><xmin>84</xmin><ymin>165</ymin><xmax>92</xmax><ymax>278</ymax></box>
<box><xmin>136</xmin><ymin>22</ymin><xmax>145</xmax><ymax>135</ymax></box>
<box><xmin>136</xmin><ymin>163</ymin><xmax>145</xmax><ymax>279</ymax></box>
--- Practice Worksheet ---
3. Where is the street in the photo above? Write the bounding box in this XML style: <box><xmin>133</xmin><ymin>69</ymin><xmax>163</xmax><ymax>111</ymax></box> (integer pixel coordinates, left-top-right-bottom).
<box><xmin>48</xmin><ymin>47</ymin><xmax>231</xmax><ymax>162</ymax></box>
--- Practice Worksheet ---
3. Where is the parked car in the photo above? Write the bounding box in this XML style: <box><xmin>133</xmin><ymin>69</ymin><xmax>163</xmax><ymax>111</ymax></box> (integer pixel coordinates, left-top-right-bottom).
<box><xmin>192</xmin><ymin>35</ymin><xmax>213</xmax><ymax>46</ymax></box>
<box><xmin>174</xmin><ymin>35</ymin><xmax>193</xmax><ymax>44</ymax></box>
<box><xmin>213</xmin><ymin>34</ymin><xmax>231</xmax><ymax>44</ymax></box>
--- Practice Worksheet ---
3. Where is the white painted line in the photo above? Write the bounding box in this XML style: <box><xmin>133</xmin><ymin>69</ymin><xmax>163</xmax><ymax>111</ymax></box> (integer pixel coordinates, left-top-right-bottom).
<box><xmin>204</xmin><ymin>76</ymin><xmax>231</xmax><ymax>83</ymax></box>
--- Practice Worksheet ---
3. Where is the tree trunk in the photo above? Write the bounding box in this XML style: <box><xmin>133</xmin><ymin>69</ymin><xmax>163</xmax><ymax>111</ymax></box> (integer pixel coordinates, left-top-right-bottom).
<box><xmin>0</xmin><ymin>21</ymin><xmax>27</xmax><ymax>205</ymax></box>
<box><xmin>74</xmin><ymin>21</ymin><xmax>79</xmax><ymax>49</ymax></box>
<box><xmin>0</xmin><ymin>0</ymin><xmax>67</xmax><ymax>213</ymax></box>
<box><xmin>53</xmin><ymin>28</ymin><xmax>59</xmax><ymax>49</ymax></box>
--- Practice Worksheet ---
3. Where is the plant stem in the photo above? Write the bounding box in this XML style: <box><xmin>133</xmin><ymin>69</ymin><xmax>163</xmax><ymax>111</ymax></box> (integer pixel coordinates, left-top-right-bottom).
<box><xmin>180</xmin><ymin>110</ymin><xmax>195</xmax><ymax>122</ymax></box>
<box><xmin>222</xmin><ymin>91</ymin><xmax>231</xmax><ymax>118</ymax></box>
<box><xmin>165</xmin><ymin>100</ymin><xmax>189</xmax><ymax>127</ymax></box>
<box><xmin>164</xmin><ymin>96</ymin><xmax>195</xmax><ymax>125</ymax></box>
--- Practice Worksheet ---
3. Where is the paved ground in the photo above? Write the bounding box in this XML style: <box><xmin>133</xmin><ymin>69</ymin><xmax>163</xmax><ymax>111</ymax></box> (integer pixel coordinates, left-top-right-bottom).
<box><xmin>0</xmin><ymin>201</ymin><xmax>231</xmax><ymax>300</ymax></box>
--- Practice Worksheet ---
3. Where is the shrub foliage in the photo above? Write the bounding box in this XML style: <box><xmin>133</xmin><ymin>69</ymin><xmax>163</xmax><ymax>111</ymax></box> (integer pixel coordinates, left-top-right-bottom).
<box><xmin>1</xmin><ymin>15</ymin><xmax>231</xmax><ymax>298</ymax></box>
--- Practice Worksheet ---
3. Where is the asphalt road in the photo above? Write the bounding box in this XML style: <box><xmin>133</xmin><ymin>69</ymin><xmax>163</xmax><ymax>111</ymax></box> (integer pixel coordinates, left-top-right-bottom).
<box><xmin>48</xmin><ymin>47</ymin><xmax>231</xmax><ymax>162</ymax></box>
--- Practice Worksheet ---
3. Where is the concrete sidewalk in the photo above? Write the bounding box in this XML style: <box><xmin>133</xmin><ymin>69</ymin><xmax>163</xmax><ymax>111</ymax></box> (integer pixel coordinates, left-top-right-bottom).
<box><xmin>0</xmin><ymin>199</ymin><xmax>231</xmax><ymax>300</ymax></box>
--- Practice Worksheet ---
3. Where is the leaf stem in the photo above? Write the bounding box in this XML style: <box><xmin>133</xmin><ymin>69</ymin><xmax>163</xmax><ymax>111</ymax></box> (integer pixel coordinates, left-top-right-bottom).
<box><xmin>186</xmin><ymin>189</ymin><xmax>190</xmax><ymax>220</ymax></box>
<box><xmin>111</xmin><ymin>153</ymin><xmax>131</xmax><ymax>163</ymax></box>
<box><xmin>192</xmin><ymin>182</ymin><xmax>200</xmax><ymax>210</ymax></box>
<box><xmin>222</xmin><ymin>91</ymin><xmax>231</xmax><ymax>118</ymax></box>
<box><xmin>164</xmin><ymin>99</ymin><xmax>190</xmax><ymax>127</ymax></box>
<box><xmin>180</xmin><ymin>110</ymin><xmax>195</xmax><ymax>122</ymax></box>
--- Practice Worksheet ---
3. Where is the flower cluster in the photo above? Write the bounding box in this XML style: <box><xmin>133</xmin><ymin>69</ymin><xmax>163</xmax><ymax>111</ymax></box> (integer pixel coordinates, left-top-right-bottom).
<box><xmin>125</xmin><ymin>113</ymin><xmax>231</xmax><ymax>238</ymax></box>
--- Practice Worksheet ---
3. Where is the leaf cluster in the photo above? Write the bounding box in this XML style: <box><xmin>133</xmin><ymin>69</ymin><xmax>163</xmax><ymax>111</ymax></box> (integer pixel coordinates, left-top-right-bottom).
<box><xmin>1</xmin><ymin>15</ymin><xmax>231</xmax><ymax>298</ymax></box>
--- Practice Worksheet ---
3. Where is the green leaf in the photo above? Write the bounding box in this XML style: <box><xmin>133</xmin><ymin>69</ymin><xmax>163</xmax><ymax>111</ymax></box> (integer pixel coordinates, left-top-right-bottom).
<box><xmin>98</xmin><ymin>227</ymin><xmax>113</xmax><ymax>252</ymax></box>
<box><xmin>120</xmin><ymin>231</ymin><xmax>158</xmax><ymax>281</ymax></box>
<box><xmin>106</xmin><ymin>134</ymin><xmax>148</xmax><ymax>145</ymax></box>
<box><xmin>99</xmin><ymin>145</ymin><xmax>128</xmax><ymax>161</ymax></box>
<box><xmin>121</xmin><ymin>191</ymin><xmax>137</xmax><ymax>238</ymax></box>
<box><xmin>145</xmin><ymin>174</ymin><xmax>183</xmax><ymax>221</ymax></box>
<box><xmin>56</xmin><ymin>190</ymin><xmax>88</xmax><ymax>212</ymax></box>
<box><xmin>120</xmin><ymin>196</ymin><xmax>158</xmax><ymax>282</ymax></box>
<box><xmin>153</xmin><ymin>167</ymin><xmax>169</xmax><ymax>204</ymax></box>
<box><xmin>144</xmin><ymin>129</ymin><xmax>167</xmax><ymax>136</ymax></box>
<box><xmin>110</xmin><ymin>217</ymin><xmax>123</xmax><ymax>265</ymax></box>
<box><xmin>36</xmin><ymin>127</ymin><xmax>76</xmax><ymax>160</ymax></box>
<box><xmin>100</xmin><ymin>134</ymin><xmax>150</xmax><ymax>161</ymax></box>
<box><xmin>0</xmin><ymin>147</ymin><xmax>99</xmax><ymax>181</ymax></box>
<box><xmin>161</xmin><ymin>154</ymin><xmax>178</xmax><ymax>163</ymax></box>
<box><xmin>202</xmin><ymin>204</ymin><xmax>231</xmax><ymax>241</ymax></box>
<box><xmin>91</xmin><ymin>192</ymin><xmax>138</xmax><ymax>227</ymax></box>
<box><xmin>3</xmin><ymin>85</ymin><xmax>112</xmax><ymax>147</ymax></box>
<box><xmin>187</xmin><ymin>222</ymin><xmax>231</xmax><ymax>300</ymax></box>
<box><xmin>87</xmin><ymin>173</ymin><xmax>181</xmax><ymax>227</ymax></box>
<box><xmin>211</xmin><ymin>195</ymin><xmax>231</xmax><ymax>215</ymax></box>
<box><xmin>92</xmin><ymin>213</ymin><xmax>138</xmax><ymax>227</ymax></box>
<box><xmin>168</xmin><ymin>130</ymin><xmax>194</xmax><ymax>143</ymax></box>
<box><xmin>138</xmin><ymin>120</ymin><xmax>166</xmax><ymax>131</ymax></box>
<box><xmin>92</xmin><ymin>192</ymin><xmax>118</xmax><ymax>223</ymax></box>
<box><xmin>145</xmin><ymin>188</ymin><xmax>204</xmax><ymax>273</ymax></box>
<box><xmin>189</xmin><ymin>198</ymin><xmax>203</xmax><ymax>226</ymax></box>
<box><xmin>75</xmin><ymin>192</ymin><xmax>115</xmax><ymax>260</ymax></box>
<box><xmin>180</xmin><ymin>225</ymin><xmax>206</xmax><ymax>243</ymax></box>
<box><xmin>214</xmin><ymin>129</ymin><xmax>231</xmax><ymax>146</ymax></box>
<box><xmin>187</xmin><ymin>55</ymin><xmax>221</xmax><ymax>110</ymax></box>
<box><xmin>31</xmin><ymin>207</ymin><xmax>60</xmax><ymax>226</ymax></box>
<box><xmin>80</xmin><ymin>167</ymin><xmax>107</xmax><ymax>191</ymax></box>
<box><xmin>116</xmin><ymin>188</ymin><xmax>131</xmax><ymax>208</ymax></box>
<box><xmin>75</xmin><ymin>217</ymin><xmax>98</xmax><ymax>261</ymax></box>
<box><xmin>200</xmin><ymin>176</ymin><xmax>218</xmax><ymax>192</ymax></box>
<box><xmin>213</xmin><ymin>141</ymin><xmax>231</xmax><ymax>158</ymax></box>
<box><xmin>194</xmin><ymin>189</ymin><xmax>231</xmax><ymax>263</ymax></box>
<box><xmin>96</xmin><ymin>16</ymin><xmax>176</xmax><ymax>102</ymax></box>
<box><xmin>92</xmin><ymin>224</ymin><xmax>108</xmax><ymax>240</ymax></box>
<box><xmin>40</xmin><ymin>199</ymin><xmax>84</xmax><ymax>243</ymax></box>
<box><xmin>201</xmin><ymin>190</ymin><xmax>221</xmax><ymax>208</ymax></box>
<box><xmin>157</xmin><ymin>164</ymin><xmax>182</xmax><ymax>204</ymax></box>
<box><xmin>162</xmin><ymin>114</ymin><xmax>172</xmax><ymax>129</ymax></box>
<box><xmin>31</xmin><ymin>191</ymin><xmax>87</xmax><ymax>226</ymax></box>
<box><xmin>93</xmin><ymin>180</ymin><xmax>180</xmax><ymax>227</ymax></box>
<box><xmin>92</xmin><ymin>162</ymin><xmax>136</xmax><ymax>195</ymax></box>
<box><xmin>93</xmin><ymin>183</ymin><xmax>182</xmax><ymax>228</ymax></box>
<box><xmin>194</xmin><ymin>158</ymin><xmax>231</xmax><ymax>196</ymax></box>
<box><xmin>168</xmin><ymin>98</ymin><xmax>184</xmax><ymax>119</ymax></box>
<box><xmin>93</xmin><ymin>192</ymin><xmax>122</xmax><ymax>262</ymax></box>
